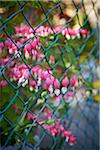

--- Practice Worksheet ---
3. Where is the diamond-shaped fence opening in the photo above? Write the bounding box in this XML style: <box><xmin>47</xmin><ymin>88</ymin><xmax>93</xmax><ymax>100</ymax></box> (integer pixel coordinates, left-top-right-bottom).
<box><xmin>0</xmin><ymin>1</ymin><xmax>99</xmax><ymax>150</ymax></box>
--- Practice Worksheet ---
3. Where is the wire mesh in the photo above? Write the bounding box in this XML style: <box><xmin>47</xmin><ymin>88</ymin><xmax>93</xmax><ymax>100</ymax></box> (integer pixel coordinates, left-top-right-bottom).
<box><xmin>0</xmin><ymin>0</ymin><xmax>99</xmax><ymax>150</ymax></box>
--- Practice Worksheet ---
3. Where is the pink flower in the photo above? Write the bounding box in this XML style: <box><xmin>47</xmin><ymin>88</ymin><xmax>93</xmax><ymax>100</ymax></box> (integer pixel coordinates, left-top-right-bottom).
<box><xmin>10</xmin><ymin>66</ymin><xmax>21</xmax><ymax>80</ymax></box>
<box><xmin>46</xmin><ymin>124</ymin><xmax>53</xmax><ymax>132</ymax></box>
<box><xmin>24</xmin><ymin>43</ymin><xmax>31</xmax><ymax>52</ymax></box>
<box><xmin>2</xmin><ymin>58</ymin><xmax>10</xmax><ymax>65</ymax></box>
<box><xmin>64</xmin><ymin>90</ymin><xmax>74</xmax><ymax>100</ymax></box>
<box><xmin>42</xmin><ymin>124</ymin><xmax>49</xmax><ymax>129</ymax></box>
<box><xmin>62</xmin><ymin>29</ymin><xmax>67</xmax><ymax>35</ymax></box>
<box><xmin>70</xmin><ymin>77</ymin><xmax>76</xmax><ymax>87</ymax></box>
<box><xmin>21</xmin><ymin>69</ymin><xmax>29</xmax><ymax>79</ymax></box>
<box><xmin>54</xmin><ymin>26</ymin><xmax>63</xmax><ymax>33</ymax></box>
<box><xmin>42</xmin><ymin>120</ymin><xmax>76</xmax><ymax>145</ymax></box>
<box><xmin>26</xmin><ymin>113</ymin><xmax>35</xmax><ymax>120</ymax></box>
<box><xmin>69</xmin><ymin>136</ymin><xmax>76</xmax><ymax>145</ymax></box>
<box><xmin>68</xmin><ymin>29</ymin><xmax>77</xmax><ymax>36</ymax></box>
<box><xmin>15</xmin><ymin>25</ymin><xmax>34</xmax><ymax>37</ymax></box>
<box><xmin>41</xmin><ymin>71</ymin><xmax>50</xmax><ymax>81</ymax></box>
<box><xmin>0</xmin><ymin>80</ymin><xmax>8</xmax><ymax>87</ymax></box>
<box><xmin>45</xmin><ymin>78</ymin><xmax>52</xmax><ymax>87</ymax></box>
<box><xmin>32</xmin><ymin>66</ymin><xmax>40</xmax><ymax>75</ymax></box>
<box><xmin>2</xmin><ymin>58</ymin><xmax>14</xmax><ymax>67</ymax></box>
<box><xmin>4</xmin><ymin>38</ymin><xmax>12</xmax><ymax>48</ymax></box>
<box><xmin>24</xmin><ymin>43</ymin><xmax>32</xmax><ymax>59</ymax></box>
<box><xmin>8</xmin><ymin>42</ymin><xmax>18</xmax><ymax>54</ymax></box>
<box><xmin>29</xmin><ymin>79</ymin><xmax>37</xmax><ymax>88</ymax></box>
<box><xmin>12</xmin><ymin>104</ymin><xmax>20</xmax><ymax>114</ymax></box>
<box><xmin>36</xmin><ymin>117</ymin><xmax>43</xmax><ymax>123</ymax></box>
<box><xmin>14</xmin><ymin>26</ymin><xmax>20</xmax><ymax>33</ymax></box>
<box><xmin>62</xmin><ymin>28</ymin><xmax>69</xmax><ymax>35</ymax></box>
<box><xmin>10</xmin><ymin>64</ymin><xmax>29</xmax><ymax>82</ymax></box>
<box><xmin>46</xmin><ymin>112</ymin><xmax>53</xmax><ymax>119</ymax></box>
<box><xmin>50</xmin><ymin>128</ymin><xmax>58</xmax><ymax>136</ymax></box>
<box><xmin>36</xmin><ymin>26</ymin><xmax>44</xmax><ymax>33</ymax></box>
<box><xmin>47</xmin><ymin>27</ymin><xmax>53</xmax><ymax>34</ymax></box>
<box><xmin>45</xmin><ymin>77</ymin><xmax>54</xmax><ymax>87</ymax></box>
<box><xmin>55</xmin><ymin>94</ymin><xmax>62</xmax><ymax>101</ymax></box>
<box><xmin>80</xmin><ymin>29</ymin><xmax>89</xmax><ymax>37</ymax></box>
<box><xmin>31</xmin><ymin>41</ymin><xmax>37</xmax><ymax>50</ymax></box>
<box><xmin>62</xmin><ymin>77</ymin><xmax>69</xmax><ymax>87</ymax></box>
<box><xmin>49</xmin><ymin>55</ymin><xmax>55</xmax><ymax>64</ymax></box>
<box><xmin>12</xmin><ymin>104</ymin><xmax>17</xmax><ymax>110</ymax></box>
<box><xmin>67</xmin><ymin>90</ymin><xmax>74</xmax><ymax>97</ymax></box>
<box><xmin>36</xmin><ymin>53</ymin><xmax>44</xmax><ymax>60</ymax></box>
<box><xmin>63</xmin><ymin>131</ymin><xmax>72</xmax><ymax>138</ymax></box>
<box><xmin>42</xmin><ymin>83</ymin><xmax>48</xmax><ymax>90</ymax></box>
<box><xmin>54</xmin><ymin>79</ymin><xmax>60</xmax><ymax>89</ymax></box>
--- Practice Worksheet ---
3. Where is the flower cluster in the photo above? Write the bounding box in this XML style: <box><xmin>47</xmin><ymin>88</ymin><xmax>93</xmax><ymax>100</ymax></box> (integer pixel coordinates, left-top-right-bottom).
<box><xmin>9</xmin><ymin>63</ymin><xmax>76</xmax><ymax>101</ymax></box>
<box><xmin>12</xmin><ymin>104</ymin><xmax>76</xmax><ymax>146</ymax></box>
<box><xmin>0</xmin><ymin>57</ymin><xmax>15</xmax><ymax>67</ymax></box>
<box><xmin>14</xmin><ymin>25</ymin><xmax>89</xmax><ymax>39</ymax></box>
<box><xmin>15</xmin><ymin>25</ymin><xmax>34</xmax><ymax>39</ymax></box>
<box><xmin>0</xmin><ymin>37</ymin><xmax>42</xmax><ymax>60</ymax></box>
<box><xmin>42</xmin><ymin>120</ymin><xmax>76</xmax><ymax>145</ymax></box>
<box><xmin>0</xmin><ymin>80</ymin><xmax>8</xmax><ymax>87</ymax></box>
<box><xmin>24</xmin><ymin>38</ymin><xmax>43</xmax><ymax>60</ymax></box>
<box><xmin>0</xmin><ymin>24</ymin><xmax>89</xmax><ymax>147</ymax></box>
<box><xmin>0</xmin><ymin>25</ymin><xmax>89</xmax><ymax>64</ymax></box>
<box><xmin>10</xmin><ymin>63</ymin><xmax>29</xmax><ymax>86</ymax></box>
<box><xmin>4</xmin><ymin>38</ymin><xmax>21</xmax><ymax>55</ymax></box>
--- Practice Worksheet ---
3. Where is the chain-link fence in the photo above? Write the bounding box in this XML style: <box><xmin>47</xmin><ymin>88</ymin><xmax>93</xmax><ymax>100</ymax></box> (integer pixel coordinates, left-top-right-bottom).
<box><xmin>0</xmin><ymin>1</ymin><xmax>99</xmax><ymax>150</ymax></box>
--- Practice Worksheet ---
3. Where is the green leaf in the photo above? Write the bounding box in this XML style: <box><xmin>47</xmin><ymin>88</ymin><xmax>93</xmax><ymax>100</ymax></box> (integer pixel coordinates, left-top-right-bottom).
<box><xmin>85</xmin><ymin>80</ymin><xmax>93</xmax><ymax>89</ymax></box>
<box><xmin>43</xmin><ymin>119</ymin><xmax>57</xmax><ymax>125</ymax></box>
<box><xmin>70</xmin><ymin>65</ymin><xmax>79</xmax><ymax>74</ymax></box>
<box><xmin>66</xmin><ymin>46</ymin><xmax>76</xmax><ymax>65</ymax></box>
<box><xmin>15</xmin><ymin>111</ymin><xmax>27</xmax><ymax>131</ymax></box>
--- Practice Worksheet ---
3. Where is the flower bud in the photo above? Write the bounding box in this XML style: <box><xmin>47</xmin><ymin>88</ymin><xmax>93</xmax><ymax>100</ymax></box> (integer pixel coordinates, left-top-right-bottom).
<box><xmin>70</xmin><ymin>77</ymin><xmax>76</xmax><ymax>87</ymax></box>
<box><xmin>62</xmin><ymin>77</ymin><xmax>69</xmax><ymax>87</ymax></box>
<box><xmin>54</xmin><ymin>79</ymin><xmax>60</xmax><ymax>89</ymax></box>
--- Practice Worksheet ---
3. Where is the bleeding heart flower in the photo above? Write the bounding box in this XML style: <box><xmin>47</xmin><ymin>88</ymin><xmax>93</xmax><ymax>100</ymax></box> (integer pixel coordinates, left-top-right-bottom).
<box><xmin>62</xmin><ymin>76</ymin><xmax>69</xmax><ymax>87</ymax></box>
<box><xmin>50</xmin><ymin>128</ymin><xmax>58</xmax><ymax>136</ymax></box>
<box><xmin>0</xmin><ymin>80</ymin><xmax>8</xmax><ymax>87</ymax></box>
<box><xmin>42</xmin><ymin>83</ymin><xmax>48</xmax><ymax>90</ymax></box>
<box><xmin>46</xmin><ymin>77</ymin><xmax>53</xmax><ymax>87</ymax></box>
<box><xmin>70</xmin><ymin>77</ymin><xmax>76</xmax><ymax>87</ymax></box>
<box><xmin>69</xmin><ymin>136</ymin><xmax>76</xmax><ymax>145</ymax></box>
<box><xmin>49</xmin><ymin>55</ymin><xmax>55</xmax><ymax>64</ymax></box>
<box><xmin>29</xmin><ymin>79</ymin><xmax>37</xmax><ymax>88</ymax></box>
<box><xmin>26</xmin><ymin>113</ymin><xmax>35</xmax><ymax>120</ymax></box>
<box><xmin>54</xmin><ymin>79</ymin><xmax>60</xmax><ymax>89</ymax></box>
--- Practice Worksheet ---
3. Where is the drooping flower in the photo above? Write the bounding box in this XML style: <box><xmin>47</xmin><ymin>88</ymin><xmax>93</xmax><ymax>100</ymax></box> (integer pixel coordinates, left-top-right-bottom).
<box><xmin>49</xmin><ymin>55</ymin><xmax>55</xmax><ymax>64</ymax></box>
<box><xmin>46</xmin><ymin>77</ymin><xmax>54</xmax><ymax>87</ymax></box>
<box><xmin>0</xmin><ymin>80</ymin><xmax>8</xmax><ymax>87</ymax></box>
<box><xmin>54</xmin><ymin>79</ymin><xmax>60</xmax><ymax>89</ymax></box>
<box><xmin>26</xmin><ymin>113</ymin><xmax>35</xmax><ymax>120</ymax></box>
<box><xmin>70</xmin><ymin>77</ymin><xmax>76</xmax><ymax>87</ymax></box>
<box><xmin>69</xmin><ymin>135</ymin><xmax>76</xmax><ymax>145</ymax></box>
<box><xmin>62</xmin><ymin>76</ymin><xmax>69</xmax><ymax>87</ymax></box>
<box><xmin>29</xmin><ymin>79</ymin><xmax>37</xmax><ymax>91</ymax></box>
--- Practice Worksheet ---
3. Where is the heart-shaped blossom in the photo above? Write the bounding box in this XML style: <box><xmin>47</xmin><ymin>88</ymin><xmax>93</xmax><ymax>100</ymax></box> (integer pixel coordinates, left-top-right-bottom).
<box><xmin>62</xmin><ymin>76</ymin><xmax>69</xmax><ymax>87</ymax></box>
<box><xmin>70</xmin><ymin>77</ymin><xmax>76</xmax><ymax>87</ymax></box>
<box><xmin>54</xmin><ymin>79</ymin><xmax>60</xmax><ymax>89</ymax></box>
